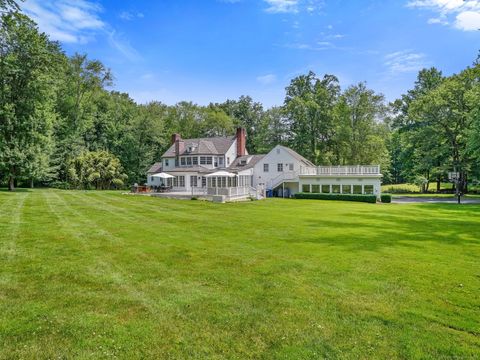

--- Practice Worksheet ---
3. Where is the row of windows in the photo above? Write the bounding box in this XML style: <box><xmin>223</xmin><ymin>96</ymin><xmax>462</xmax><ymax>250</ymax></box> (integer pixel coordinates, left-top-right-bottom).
<box><xmin>263</xmin><ymin>163</ymin><xmax>294</xmax><ymax>172</ymax></box>
<box><xmin>169</xmin><ymin>156</ymin><xmax>228</xmax><ymax>167</ymax></box>
<box><xmin>301</xmin><ymin>184</ymin><xmax>374</xmax><ymax>194</ymax></box>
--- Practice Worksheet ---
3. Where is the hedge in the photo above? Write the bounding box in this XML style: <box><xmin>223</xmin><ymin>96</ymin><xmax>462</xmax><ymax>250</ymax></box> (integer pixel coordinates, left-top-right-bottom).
<box><xmin>381</xmin><ymin>194</ymin><xmax>392</xmax><ymax>203</ymax></box>
<box><xmin>294</xmin><ymin>192</ymin><xmax>377</xmax><ymax>203</ymax></box>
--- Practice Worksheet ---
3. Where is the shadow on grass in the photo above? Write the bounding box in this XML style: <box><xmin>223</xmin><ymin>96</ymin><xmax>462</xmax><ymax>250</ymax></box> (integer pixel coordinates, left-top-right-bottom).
<box><xmin>283</xmin><ymin>203</ymin><xmax>480</xmax><ymax>251</ymax></box>
<box><xmin>0</xmin><ymin>187</ymin><xmax>32</xmax><ymax>193</ymax></box>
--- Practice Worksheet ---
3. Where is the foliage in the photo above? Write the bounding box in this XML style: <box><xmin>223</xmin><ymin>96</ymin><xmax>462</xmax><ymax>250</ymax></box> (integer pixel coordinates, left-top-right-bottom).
<box><xmin>380</xmin><ymin>194</ymin><xmax>392</xmax><ymax>203</ymax></box>
<box><xmin>294</xmin><ymin>192</ymin><xmax>377</xmax><ymax>203</ymax></box>
<box><xmin>0</xmin><ymin>13</ymin><xmax>62</xmax><ymax>190</ymax></box>
<box><xmin>67</xmin><ymin>151</ymin><xmax>127</xmax><ymax>190</ymax></box>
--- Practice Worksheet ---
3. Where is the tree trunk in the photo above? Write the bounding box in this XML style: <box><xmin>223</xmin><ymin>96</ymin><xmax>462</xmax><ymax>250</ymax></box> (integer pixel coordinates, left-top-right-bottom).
<box><xmin>436</xmin><ymin>177</ymin><xmax>441</xmax><ymax>192</ymax></box>
<box><xmin>8</xmin><ymin>175</ymin><xmax>15</xmax><ymax>191</ymax></box>
<box><xmin>30</xmin><ymin>178</ymin><xmax>34</xmax><ymax>188</ymax></box>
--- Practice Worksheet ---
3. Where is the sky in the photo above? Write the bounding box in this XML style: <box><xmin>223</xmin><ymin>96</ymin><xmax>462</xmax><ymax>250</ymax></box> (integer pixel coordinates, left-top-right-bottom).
<box><xmin>21</xmin><ymin>0</ymin><xmax>480</xmax><ymax>108</ymax></box>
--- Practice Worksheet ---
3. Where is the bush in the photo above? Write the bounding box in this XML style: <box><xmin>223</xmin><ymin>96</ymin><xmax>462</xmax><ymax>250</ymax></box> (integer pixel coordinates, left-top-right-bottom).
<box><xmin>381</xmin><ymin>194</ymin><xmax>392</xmax><ymax>203</ymax></box>
<box><xmin>294</xmin><ymin>193</ymin><xmax>377</xmax><ymax>203</ymax></box>
<box><xmin>49</xmin><ymin>181</ymin><xmax>70</xmax><ymax>190</ymax></box>
<box><xmin>191</xmin><ymin>197</ymin><xmax>198</xmax><ymax>200</ymax></box>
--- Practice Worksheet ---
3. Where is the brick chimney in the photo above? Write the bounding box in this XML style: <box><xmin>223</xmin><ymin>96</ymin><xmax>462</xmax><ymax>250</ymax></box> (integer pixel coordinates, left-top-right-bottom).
<box><xmin>236</xmin><ymin>127</ymin><xmax>246</xmax><ymax>157</ymax></box>
<box><xmin>171</xmin><ymin>133</ymin><xmax>181</xmax><ymax>145</ymax></box>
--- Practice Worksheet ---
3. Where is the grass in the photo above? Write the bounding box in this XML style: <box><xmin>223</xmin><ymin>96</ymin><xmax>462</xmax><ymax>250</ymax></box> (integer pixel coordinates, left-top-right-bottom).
<box><xmin>0</xmin><ymin>189</ymin><xmax>479</xmax><ymax>359</ymax></box>
<box><xmin>382</xmin><ymin>182</ymin><xmax>480</xmax><ymax>194</ymax></box>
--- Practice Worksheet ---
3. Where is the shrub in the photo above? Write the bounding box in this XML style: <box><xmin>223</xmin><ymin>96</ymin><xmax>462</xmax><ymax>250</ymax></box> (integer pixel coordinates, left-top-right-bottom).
<box><xmin>381</xmin><ymin>194</ymin><xmax>392</xmax><ymax>203</ymax></box>
<box><xmin>191</xmin><ymin>197</ymin><xmax>198</xmax><ymax>200</ymax></box>
<box><xmin>49</xmin><ymin>181</ymin><xmax>70</xmax><ymax>190</ymax></box>
<box><xmin>294</xmin><ymin>193</ymin><xmax>377</xmax><ymax>203</ymax></box>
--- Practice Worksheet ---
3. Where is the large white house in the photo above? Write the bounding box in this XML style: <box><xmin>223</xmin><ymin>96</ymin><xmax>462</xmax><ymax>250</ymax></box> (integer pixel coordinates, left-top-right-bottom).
<box><xmin>147</xmin><ymin>128</ymin><xmax>382</xmax><ymax>200</ymax></box>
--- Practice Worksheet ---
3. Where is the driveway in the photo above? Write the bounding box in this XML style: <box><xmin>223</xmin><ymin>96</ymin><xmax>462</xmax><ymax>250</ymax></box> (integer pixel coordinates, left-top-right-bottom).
<box><xmin>393</xmin><ymin>196</ymin><xmax>480</xmax><ymax>204</ymax></box>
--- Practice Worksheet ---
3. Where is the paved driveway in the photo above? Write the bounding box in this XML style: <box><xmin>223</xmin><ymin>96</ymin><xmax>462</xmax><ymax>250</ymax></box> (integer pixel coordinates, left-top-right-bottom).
<box><xmin>393</xmin><ymin>196</ymin><xmax>480</xmax><ymax>204</ymax></box>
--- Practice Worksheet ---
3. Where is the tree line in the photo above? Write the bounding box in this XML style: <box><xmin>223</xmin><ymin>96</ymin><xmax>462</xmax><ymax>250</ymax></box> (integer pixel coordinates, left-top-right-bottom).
<box><xmin>1</xmin><ymin>3</ymin><xmax>479</xmax><ymax>191</ymax></box>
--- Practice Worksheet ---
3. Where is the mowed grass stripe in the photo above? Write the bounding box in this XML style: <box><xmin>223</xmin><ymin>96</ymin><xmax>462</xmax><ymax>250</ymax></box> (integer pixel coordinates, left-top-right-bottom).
<box><xmin>0</xmin><ymin>189</ymin><xmax>479</xmax><ymax>358</ymax></box>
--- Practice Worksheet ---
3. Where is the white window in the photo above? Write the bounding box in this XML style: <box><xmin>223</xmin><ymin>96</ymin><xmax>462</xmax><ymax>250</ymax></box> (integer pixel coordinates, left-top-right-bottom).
<box><xmin>277</xmin><ymin>163</ymin><xmax>283</xmax><ymax>172</ymax></box>
<box><xmin>179</xmin><ymin>176</ymin><xmax>185</xmax><ymax>187</ymax></box>
<box><xmin>151</xmin><ymin>176</ymin><xmax>154</xmax><ymax>182</ymax></box>
<box><xmin>263</xmin><ymin>164</ymin><xmax>269</xmax><ymax>172</ymax></box>
<box><xmin>200</xmin><ymin>156</ymin><xmax>207</xmax><ymax>165</ymax></box>
<box><xmin>186</xmin><ymin>157</ymin><xmax>192</xmax><ymax>166</ymax></box>
<box><xmin>206</xmin><ymin>157</ymin><xmax>212</xmax><ymax>165</ymax></box>
<box><xmin>227</xmin><ymin>157</ymin><xmax>230</xmax><ymax>165</ymax></box>
<box><xmin>165</xmin><ymin>159</ymin><xmax>169</xmax><ymax>166</ymax></box>
<box><xmin>190</xmin><ymin>176</ymin><xmax>197</xmax><ymax>187</ymax></box>
<box><xmin>193</xmin><ymin>157</ymin><xmax>198</xmax><ymax>165</ymax></box>
<box><xmin>289</xmin><ymin>163</ymin><xmax>294</xmax><ymax>171</ymax></box>
<box><xmin>181</xmin><ymin>157</ymin><xmax>186</xmax><ymax>166</ymax></box>
<box><xmin>219</xmin><ymin>157</ymin><xmax>224</xmax><ymax>166</ymax></box>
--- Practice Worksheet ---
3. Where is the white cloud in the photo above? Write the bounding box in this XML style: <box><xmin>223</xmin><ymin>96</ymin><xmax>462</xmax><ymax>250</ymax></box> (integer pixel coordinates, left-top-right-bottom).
<box><xmin>263</xmin><ymin>0</ymin><xmax>323</xmax><ymax>14</ymax></box>
<box><xmin>119</xmin><ymin>11</ymin><xmax>144</xmax><ymax>21</ymax></box>
<box><xmin>21</xmin><ymin>0</ymin><xmax>104</xmax><ymax>43</ymax></box>
<box><xmin>256</xmin><ymin>74</ymin><xmax>277</xmax><ymax>85</ymax></box>
<box><xmin>384</xmin><ymin>50</ymin><xmax>428</xmax><ymax>73</ymax></box>
<box><xmin>264</xmin><ymin>0</ymin><xmax>299</xmax><ymax>13</ymax></box>
<box><xmin>407</xmin><ymin>0</ymin><xmax>480</xmax><ymax>31</ymax></box>
<box><xmin>21</xmin><ymin>0</ymin><xmax>141</xmax><ymax>61</ymax></box>
<box><xmin>455</xmin><ymin>10</ymin><xmax>480</xmax><ymax>30</ymax></box>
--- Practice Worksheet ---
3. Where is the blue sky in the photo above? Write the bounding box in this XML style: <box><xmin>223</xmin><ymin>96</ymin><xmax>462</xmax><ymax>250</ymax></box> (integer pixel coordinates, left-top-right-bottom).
<box><xmin>22</xmin><ymin>0</ymin><xmax>479</xmax><ymax>108</ymax></box>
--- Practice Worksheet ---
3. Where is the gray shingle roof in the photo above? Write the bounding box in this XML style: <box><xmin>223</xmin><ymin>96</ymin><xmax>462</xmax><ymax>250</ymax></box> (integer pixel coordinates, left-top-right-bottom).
<box><xmin>162</xmin><ymin>136</ymin><xmax>236</xmax><ymax>157</ymax></box>
<box><xmin>147</xmin><ymin>162</ymin><xmax>162</xmax><ymax>174</ymax></box>
<box><xmin>278</xmin><ymin>145</ymin><xmax>315</xmax><ymax>167</ymax></box>
<box><xmin>228</xmin><ymin>154</ymin><xmax>265</xmax><ymax>171</ymax></box>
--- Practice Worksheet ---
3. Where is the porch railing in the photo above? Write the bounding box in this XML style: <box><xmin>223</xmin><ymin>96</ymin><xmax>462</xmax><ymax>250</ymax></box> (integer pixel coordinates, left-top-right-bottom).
<box><xmin>299</xmin><ymin>165</ymin><xmax>381</xmax><ymax>176</ymax></box>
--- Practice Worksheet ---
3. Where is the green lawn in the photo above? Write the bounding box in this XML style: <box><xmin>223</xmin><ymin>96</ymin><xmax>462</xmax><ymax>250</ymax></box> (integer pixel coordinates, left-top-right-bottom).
<box><xmin>1</xmin><ymin>189</ymin><xmax>479</xmax><ymax>359</ymax></box>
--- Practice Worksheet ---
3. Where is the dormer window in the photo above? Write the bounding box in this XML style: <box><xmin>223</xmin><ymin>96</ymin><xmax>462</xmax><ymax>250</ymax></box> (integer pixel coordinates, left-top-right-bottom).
<box><xmin>186</xmin><ymin>143</ymin><xmax>197</xmax><ymax>153</ymax></box>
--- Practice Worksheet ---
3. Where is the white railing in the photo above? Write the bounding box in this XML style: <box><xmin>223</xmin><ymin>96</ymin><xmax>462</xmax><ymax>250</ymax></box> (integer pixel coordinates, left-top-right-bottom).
<box><xmin>206</xmin><ymin>186</ymin><xmax>249</xmax><ymax>197</ymax></box>
<box><xmin>268</xmin><ymin>171</ymin><xmax>298</xmax><ymax>190</ymax></box>
<box><xmin>299</xmin><ymin>165</ymin><xmax>380</xmax><ymax>176</ymax></box>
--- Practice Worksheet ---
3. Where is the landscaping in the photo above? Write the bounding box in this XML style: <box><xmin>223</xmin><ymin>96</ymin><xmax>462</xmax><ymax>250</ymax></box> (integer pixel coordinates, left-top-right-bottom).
<box><xmin>0</xmin><ymin>189</ymin><xmax>479</xmax><ymax>358</ymax></box>
<box><xmin>294</xmin><ymin>192</ymin><xmax>377</xmax><ymax>203</ymax></box>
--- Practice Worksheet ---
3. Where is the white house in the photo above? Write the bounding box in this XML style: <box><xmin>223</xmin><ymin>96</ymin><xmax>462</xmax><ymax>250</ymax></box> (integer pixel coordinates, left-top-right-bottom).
<box><xmin>146</xmin><ymin>128</ymin><xmax>382</xmax><ymax>200</ymax></box>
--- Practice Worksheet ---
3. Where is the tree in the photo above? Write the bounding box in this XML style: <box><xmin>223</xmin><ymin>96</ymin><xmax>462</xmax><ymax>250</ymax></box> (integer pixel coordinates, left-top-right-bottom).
<box><xmin>254</xmin><ymin>106</ymin><xmax>290</xmax><ymax>153</ymax></box>
<box><xmin>0</xmin><ymin>13</ymin><xmax>62</xmax><ymax>190</ymax></box>
<box><xmin>218</xmin><ymin>96</ymin><xmax>264</xmax><ymax>153</ymax></box>
<box><xmin>53</xmin><ymin>53</ymin><xmax>113</xmax><ymax>182</ymax></box>
<box><xmin>67</xmin><ymin>150</ymin><xmax>127</xmax><ymax>190</ymax></box>
<box><xmin>408</xmin><ymin>64</ymin><xmax>479</xmax><ymax>192</ymax></box>
<box><xmin>0</xmin><ymin>0</ymin><xmax>19</xmax><ymax>12</ymax></box>
<box><xmin>391</xmin><ymin>68</ymin><xmax>446</xmax><ymax>190</ymax></box>
<box><xmin>284</xmin><ymin>71</ymin><xmax>340</xmax><ymax>164</ymax></box>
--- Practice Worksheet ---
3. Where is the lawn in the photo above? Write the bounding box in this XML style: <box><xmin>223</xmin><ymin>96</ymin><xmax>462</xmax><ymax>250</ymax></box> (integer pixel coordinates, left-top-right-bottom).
<box><xmin>0</xmin><ymin>189</ymin><xmax>479</xmax><ymax>359</ymax></box>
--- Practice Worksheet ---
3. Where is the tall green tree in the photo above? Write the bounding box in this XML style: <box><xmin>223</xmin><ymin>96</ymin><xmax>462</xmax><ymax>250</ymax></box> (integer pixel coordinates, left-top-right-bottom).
<box><xmin>391</xmin><ymin>68</ymin><xmax>446</xmax><ymax>190</ymax></box>
<box><xmin>284</xmin><ymin>71</ymin><xmax>340</xmax><ymax>164</ymax></box>
<box><xmin>53</xmin><ymin>53</ymin><xmax>113</xmax><ymax>181</ymax></box>
<box><xmin>408</xmin><ymin>64</ymin><xmax>479</xmax><ymax>192</ymax></box>
<box><xmin>218</xmin><ymin>96</ymin><xmax>264</xmax><ymax>153</ymax></box>
<box><xmin>336</xmin><ymin>83</ymin><xmax>390</xmax><ymax>171</ymax></box>
<box><xmin>0</xmin><ymin>13</ymin><xmax>62</xmax><ymax>190</ymax></box>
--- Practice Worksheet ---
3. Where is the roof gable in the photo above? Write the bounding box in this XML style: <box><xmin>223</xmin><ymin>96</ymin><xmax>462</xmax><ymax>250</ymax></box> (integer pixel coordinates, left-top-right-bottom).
<box><xmin>162</xmin><ymin>136</ymin><xmax>236</xmax><ymax>157</ymax></box>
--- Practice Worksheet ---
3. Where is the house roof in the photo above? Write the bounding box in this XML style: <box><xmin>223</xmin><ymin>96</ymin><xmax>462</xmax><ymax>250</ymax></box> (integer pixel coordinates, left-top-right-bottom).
<box><xmin>164</xmin><ymin>165</ymin><xmax>212</xmax><ymax>174</ymax></box>
<box><xmin>147</xmin><ymin>162</ymin><xmax>162</xmax><ymax>174</ymax></box>
<box><xmin>278</xmin><ymin>145</ymin><xmax>315</xmax><ymax>167</ymax></box>
<box><xmin>228</xmin><ymin>154</ymin><xmax>265</xmax><ymax>171</ymax></box>
<box><xmin>162</xmin><ymin>136</ymin><xmax>236</xmax><ymax>157</ymax></box>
